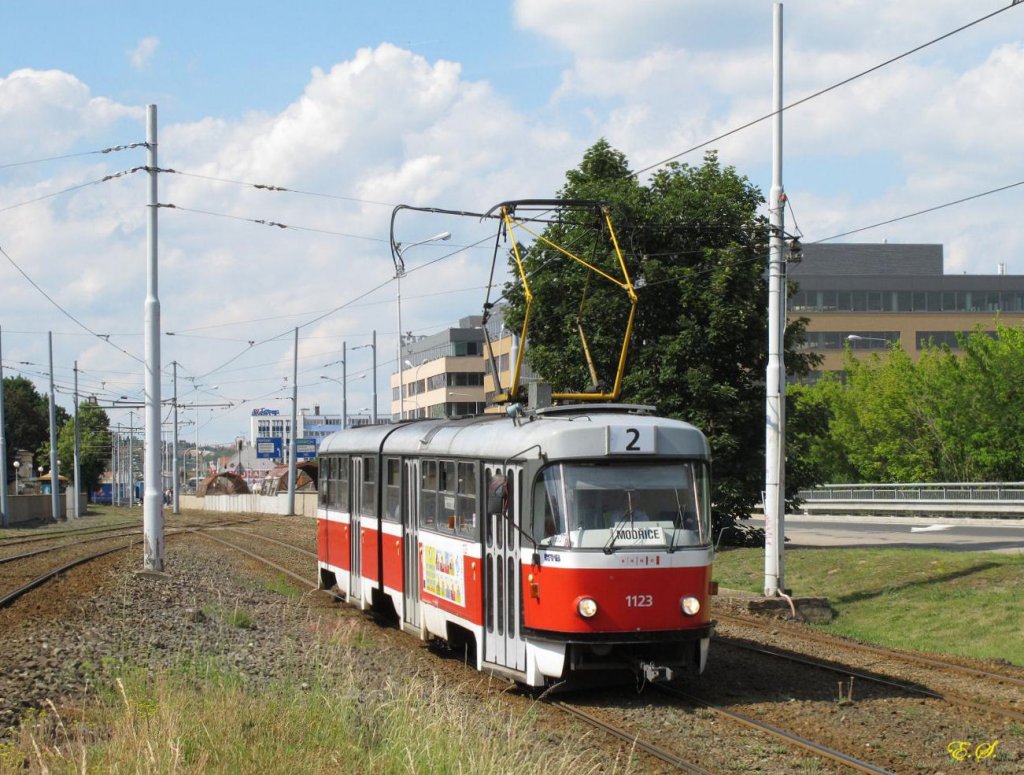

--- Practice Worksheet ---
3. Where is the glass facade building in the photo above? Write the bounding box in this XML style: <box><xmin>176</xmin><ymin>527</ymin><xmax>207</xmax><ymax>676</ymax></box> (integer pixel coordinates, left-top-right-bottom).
<box><xmin>789</xmin><ymin>244</ymin><xmax>1024</xmax><ymax>373</ymax></box>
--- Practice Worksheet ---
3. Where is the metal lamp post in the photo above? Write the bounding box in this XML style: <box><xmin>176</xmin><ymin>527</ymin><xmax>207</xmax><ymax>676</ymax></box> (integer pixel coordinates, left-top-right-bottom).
<box><xmin>321</xmin><ymin>374</ymin><xmax>366</xmax><ymax>429</ymax></box>
<box><xmin>352</xmin><ymin>331</ymin><xmax>378</xmax><ymax>424</ymax></box>
<box><xmin>186</xmin><ymin>379</ymin><xmax>217</xmax><ymax>490</ymax></box>
<box><xmin>393</xmin><ymin>233</ymin><xmax>450</xmax><ymax>420</ymax></box>
<box><xmin>12</xmin><ymin>461</ymin><xmax>19</xmax><ymax>496</ymax></box>
<box><xmin>846</xmin><ymin>334</ymin><xmax>896</xmax><ymax>348</ymax></box>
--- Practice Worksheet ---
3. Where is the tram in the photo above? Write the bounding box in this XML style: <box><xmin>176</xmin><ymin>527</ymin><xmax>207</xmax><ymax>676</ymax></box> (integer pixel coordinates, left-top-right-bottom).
<box><xmin>316</xmin><ymin>403</ymin><xmax>716</xmax><ymax>687</ymax></box>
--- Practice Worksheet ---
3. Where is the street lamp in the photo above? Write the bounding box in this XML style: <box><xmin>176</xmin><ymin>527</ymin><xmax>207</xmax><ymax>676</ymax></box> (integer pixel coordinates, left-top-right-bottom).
<box><xmin>352</xmin><ymin>331</ymin><xmax>378</xmax><ymax>424</ymax></box>
<box><xmin>846</xmin><ymin>334</ymin><xmax>896</xmax><ymax>348</ymax></box>
<box><xmin>404</xmin><ymin>359</ymin><xmax>429</xmax><ymax>419</ymax></box>
<box><xmin>321</xmin><ymin>374</ymin><xmax>365</xmax><ymax>429</ymax></box>
<box><xmin>324</xmin><ymin>343</ymin><xmax>348</xmax><ymax>429</ymax></box>
<box><xmin>12</xmin><ymin>460</ymin><xmax>19</xmax><ymax>494</ymax></box>
<box><xmin>186</xmin><ymin>379</ymin><xmax>218</xmax><ymax>489</ymax></box>
<box><xmin>393</xmin><ymin>232</ymin><xmax>450</xmax><ymax>420</ymax></box>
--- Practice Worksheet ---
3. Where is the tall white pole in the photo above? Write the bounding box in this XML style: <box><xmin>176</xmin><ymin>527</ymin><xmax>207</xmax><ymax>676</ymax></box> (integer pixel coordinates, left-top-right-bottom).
<box><xmin>0</xmin><ymin>326</ymin><xmax>8</xmax><ymax>527</ymax></box>
<box><xmin>342</xmin><ymin>340</ymin><xmax>348</xmax><ymax>429</ymax></box>
<box><xmin>73</xmin><ymin>361</ymin><xmax>80</xmax><ymax>519</ymax></box>
<box><xmin>764</xmin><ymin>1</ymin><xmax>786</xmax><ymax>597</ymax></box>
<box><xmin>113</xmin><ymin>424</ymin><xmax>120</xmax><ymax>506</ymax></box>
<box><xmin>397</xmin><ymin>273</ymin><xmax>405</xmax><ymax>420</ymax></box>
<box><xmin>48</xmin><ymin>332</ymin><xmax>60</xmax><ymax>521</ymax></box>
<box><xmin>172</xmin><ymin>362</ymin><xmax>180</xmax><ymax>514</ymax></box>
<box><xmin>143</xmin><ymin>103</ymin><xmax>164</xmax><ymax>572</ymax></box>
<box><xmin>287</xmin><ymin>327</ymin><xmax>298</xmax><ymax>514</ymax></box>
<box><xmin>371</xmin><ymin>329</ymin><xmax>378</xmax><ymax>424</ymax></box>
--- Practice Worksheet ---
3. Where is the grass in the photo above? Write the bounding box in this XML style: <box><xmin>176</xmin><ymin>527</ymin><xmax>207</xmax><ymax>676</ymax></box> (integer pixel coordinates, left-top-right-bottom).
<box><xmin>0</xmin><ymin>660</ymin><xmax>617</xmax><ymax>775</ymax></box>
<box><xmin>713</xmin><ymin>546</ymin><xmax>1024</xmax><ymax>665</ymax></box>
<box><xmin>264</xmin><ymin>574</ymin><xmax>303</xmax><ymax>598</ymax></box>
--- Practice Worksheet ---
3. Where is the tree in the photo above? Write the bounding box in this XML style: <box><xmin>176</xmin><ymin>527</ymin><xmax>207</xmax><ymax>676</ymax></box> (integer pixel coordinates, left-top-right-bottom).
<box><xmin>2</xmin><ymin>375</ymin><xmax>70</xmax><ymax>475</ymax></box>
<box><xmin>501</xmin><ymin>140</ymin><xmax>818</xmax><ymax>535</ymax></box>
<box><xmin>55</xmin><ymin>400</ymin><xmax>111</xmax><ymax>497</ymax></box>
<box><xmin>792</xmin><ymin>324</ymin><xmax>1024</xmax><ymax>483</ymax></box>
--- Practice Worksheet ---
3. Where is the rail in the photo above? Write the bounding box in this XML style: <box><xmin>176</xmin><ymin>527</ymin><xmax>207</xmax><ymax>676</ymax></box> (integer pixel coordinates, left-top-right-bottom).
<box><xmin>796</xmin><ymin>482</ymin><xmax>1024</xmax><ymax>516</ymax></box>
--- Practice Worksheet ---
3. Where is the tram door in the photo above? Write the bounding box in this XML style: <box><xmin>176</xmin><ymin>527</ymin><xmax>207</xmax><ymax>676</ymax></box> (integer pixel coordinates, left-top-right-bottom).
<box><xmin>483</xmin><ymin>464</ymin><xmax>526</xmax><ymax>672</ymax></box>
<box><xmin>349</xmin><ymin>456</ymin><xmax>362</xmax><ymax>603</ymax></box>
<box><xmin>402</xmin><ymin>459</ymin><xmax>421</xmax><ymax>630</ymax></box>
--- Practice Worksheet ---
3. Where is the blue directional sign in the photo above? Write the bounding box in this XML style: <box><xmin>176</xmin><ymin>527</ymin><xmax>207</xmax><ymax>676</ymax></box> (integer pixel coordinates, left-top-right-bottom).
<box><xmin>256</xmin><ymin>437</ymin><xmax>282</xmax><ymax>459</ymax></box>
<box><xmin>295</xmin><ymin>437</ymin><xmax>318</xmax><ymax>459</ymax></box>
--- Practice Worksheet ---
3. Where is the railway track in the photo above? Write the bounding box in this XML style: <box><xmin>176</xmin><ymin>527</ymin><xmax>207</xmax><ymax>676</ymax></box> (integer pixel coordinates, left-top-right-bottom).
<box><xmin>654</xmin><ymin>684</ymin><xmax>894</xmax><ymax>774</ymax></box>
<box><xmin>1</xmin><ymin>516</ymin><xmax>1018</xmax><ymax>772</ymax></box>
<box><xmin>0</xmin><ymin>518</ymin><xmax>141</xmax><ymax>552</ymax></box>
<box><xmin>0</xmin><ymin>516</ymin><xmax>260</xmax><ymax>610</ymax></box>
<box><xmin>717</xmin><ymin>611</ymin><xmax>1024</xmax><ymax>687</ymax></box>
<box><xmin>716</xmin><ymin>611</ymin><xmax>1024</xmax><ymax>715</ymax></box>
<box><xmin>717</xmin><ymin>636</ymin><xmax>1024</xmax><ymax>724</ymax></box>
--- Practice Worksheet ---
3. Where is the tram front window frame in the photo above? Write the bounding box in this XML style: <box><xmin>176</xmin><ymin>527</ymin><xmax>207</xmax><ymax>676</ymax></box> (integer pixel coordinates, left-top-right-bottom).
<box><xmin>532</xmin><ymin>460</ymin><xmax>711</xmax><ymax>550</ymax></box>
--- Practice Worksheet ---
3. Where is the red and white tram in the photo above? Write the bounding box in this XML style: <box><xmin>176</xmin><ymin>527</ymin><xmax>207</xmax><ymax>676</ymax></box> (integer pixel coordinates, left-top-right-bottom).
<box><xmin>316</xmin><ymin>403</ymin><xmax>715</xmax><ymax>687</ymax></box>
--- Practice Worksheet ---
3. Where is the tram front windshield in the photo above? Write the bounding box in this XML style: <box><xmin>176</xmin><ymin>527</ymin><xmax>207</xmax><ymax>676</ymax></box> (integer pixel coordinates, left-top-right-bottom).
<box><xmin>533</xmin><ymin>461</ymin><xmax>711</xmax><ymax>550</ymax></box>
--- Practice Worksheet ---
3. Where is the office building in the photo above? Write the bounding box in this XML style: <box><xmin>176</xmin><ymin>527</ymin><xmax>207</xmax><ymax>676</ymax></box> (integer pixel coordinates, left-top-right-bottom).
<box><xmin>789</xmin><ymin>244</ymin><xmax>1024</xmax><ymax>374</ymax></box>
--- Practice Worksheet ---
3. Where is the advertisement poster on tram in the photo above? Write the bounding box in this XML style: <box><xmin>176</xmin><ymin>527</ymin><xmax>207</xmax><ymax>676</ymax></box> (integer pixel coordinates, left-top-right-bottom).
<box><xmin>423</xmin><ymin>545</ymin><xmax>465</xmax><ymax>606</ymax></box>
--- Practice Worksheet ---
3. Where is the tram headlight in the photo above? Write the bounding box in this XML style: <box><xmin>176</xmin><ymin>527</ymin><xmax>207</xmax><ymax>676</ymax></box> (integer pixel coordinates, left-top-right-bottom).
<box><xmin>576</xmin><ymin>597</ymin><xmax>599</xmax><ymax>619</ymax></box>
<box><xmin>680</xmin><ymin>596</ymin><xmax>701</xmax><ymax>616</ymax></box>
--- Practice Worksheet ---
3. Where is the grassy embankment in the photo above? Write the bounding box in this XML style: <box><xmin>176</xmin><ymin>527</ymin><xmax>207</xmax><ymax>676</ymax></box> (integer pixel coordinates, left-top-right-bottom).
<box><xmin>2</xmin><ymin>516</ymin><xmax>1020</xmax><ymax>772</ymax></box>
<box><xmin>0</xmin><ymin>574</ymin><xmax>613</xmax><ymax>775</ymax></box>
<box><xmin>713</xmin><ymin>546</ymin><xmax>1024</xmax><ymax>666</ymax></box>
<box><xmin>0</xmin><ymin>666</ymin><xmax>606</xmax><ymax>775</ymax></box>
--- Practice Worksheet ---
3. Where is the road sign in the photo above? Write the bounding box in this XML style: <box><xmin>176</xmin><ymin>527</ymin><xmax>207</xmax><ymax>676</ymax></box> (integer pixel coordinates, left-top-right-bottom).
<box><xmin>256</xmin><ymin>437</ymin><xmax>282</xmax><ymax>459</ymax></box>
<box><xmin>295</xmin><ymin>438</ymin><xmax>318</xmax><ymax>459</ymax></box>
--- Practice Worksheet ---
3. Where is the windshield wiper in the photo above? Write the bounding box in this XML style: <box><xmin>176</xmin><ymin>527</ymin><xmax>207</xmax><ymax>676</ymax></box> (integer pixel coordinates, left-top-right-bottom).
<box><xmin>603</xmin><ymin>493</ymin><xmax>635</xmax><ymax>554</ymax></box>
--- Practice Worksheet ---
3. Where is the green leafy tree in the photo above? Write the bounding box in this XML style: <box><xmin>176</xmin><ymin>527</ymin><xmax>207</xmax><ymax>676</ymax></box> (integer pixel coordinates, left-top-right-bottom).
<box><xmin>502</xmin><ymin>140</ymin><xmax>818</xmax><ymax>534</ymax></box>
<box><xmin>794</xmin><ymin>324</ymin><xmax>1024</xmax><ymax>483</ymax></box>
<box><xmin>53</xmin><ymin>401</ymin><xmax>111</xmax><ymax>496</ymax></box>
<box><xmin>2</xmin><ymin>375</ymin><xmax>69</xmax><ymax>475</ymax></box>
<box><xmin>953</xmin><ymin>325</ymin><xmax>1024</xmax><ymax>480</ymax></box>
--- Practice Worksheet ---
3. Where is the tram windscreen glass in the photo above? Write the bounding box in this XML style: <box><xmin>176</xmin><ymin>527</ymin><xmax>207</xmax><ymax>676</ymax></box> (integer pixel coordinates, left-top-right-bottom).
<box><xmin>533</xmin><ymin>462</ymin><xmax>710</xmax><ymax>549</ymax></box>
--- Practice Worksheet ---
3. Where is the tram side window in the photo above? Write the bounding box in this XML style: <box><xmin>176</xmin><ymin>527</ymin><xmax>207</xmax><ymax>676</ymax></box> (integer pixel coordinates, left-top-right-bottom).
<box><xmin>439</xmin><ymin>461</ymin><xmax>457</xmax><ymax>532</ymax></box>
<box><xmin>335</xmin><ymin>456</ymin><xmax>350</xmax><ymax>511</ymax></box>
<box><xmin>324</xmin><ymin>456</ymin><xmax>348</xmax><ymax>511</ymax></box>
<box><xmin>318</xmin><ymin>457</ymin><xmax>331</xmax><ymax>504</ymax></box>
<box><xmin>383</xmin><ymin>457</ymin><xmax>401</xmax><ymax>522</ymax></box>
<box><xmin>360</xmin><ymin>456</ymin><xmax>377</xmax><ymax>517</ymax></box>
<box><xmin>454</xmin><ymin>461</ymin><xmax>478</xmax><ymax>538</ymax></box>
<box><xmin>420</xmin><ymin>460</ymin><xmax>438</xmax><ymax>529</ymax></box>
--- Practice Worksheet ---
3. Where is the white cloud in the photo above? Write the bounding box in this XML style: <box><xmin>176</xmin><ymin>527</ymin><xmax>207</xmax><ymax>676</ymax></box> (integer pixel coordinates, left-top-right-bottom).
<box><xmin>4</xmin><ymin>2</ymin><xmax>1024</xmax><ymax>437</ymax></box>
<box><xmin>0</xmin><ymin>69</ymin><xmax>140</xmax><ymax>156</ymax></box>
<box><xmin>129</xmin><ymin>37</ymin><xmax>160</xmax><ymax>71</ymax></box>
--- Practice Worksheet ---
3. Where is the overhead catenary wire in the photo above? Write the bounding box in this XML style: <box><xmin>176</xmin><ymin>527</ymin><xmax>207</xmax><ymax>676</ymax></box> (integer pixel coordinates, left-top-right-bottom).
<box><xmin>0</xmin><ymin>142</ymin><xmax>147</xmax><ymax>171</ymax></box>
<box><xmin>156</xmin><ymin>203</ymin><xmax>390</xmax><ymax>244</ymax></box>
<box><xmin>4</xmin><ymin>5</ymin><xmax>1019</xmax><ymax>437</ymax></box>
<box><xmin>814</xmin><ymin>177</ymin><xmax>1024</xmax><ymax>243</ymax></box>
<box><xmin>0</xmin><ymin>243</ymin><xmax>145</xmax><ymax>365</ymax></box>
<box><xmin>632</xmin><ymin>2</ymin><xmax>1020</xmax><ymax>178</ymax></box>
<box><xmin>0</xmin><ymin>167</ymin><xmax>145</xmax><ymax>214</ymax></box>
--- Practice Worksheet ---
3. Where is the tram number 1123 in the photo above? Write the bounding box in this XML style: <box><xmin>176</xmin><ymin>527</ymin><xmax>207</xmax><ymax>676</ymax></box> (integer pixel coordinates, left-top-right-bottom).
<box><xmin>626</xmin><ymin>594</ymin><xmax>654</xmax><ymax>608</ymax></box>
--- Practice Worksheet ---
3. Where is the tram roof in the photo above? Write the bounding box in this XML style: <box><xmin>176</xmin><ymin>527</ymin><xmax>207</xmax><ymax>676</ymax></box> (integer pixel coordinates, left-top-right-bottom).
<box><xmin>317</xmin><ymin>405</ymin><xmax>709</xmax><ymax>461</ymax></box>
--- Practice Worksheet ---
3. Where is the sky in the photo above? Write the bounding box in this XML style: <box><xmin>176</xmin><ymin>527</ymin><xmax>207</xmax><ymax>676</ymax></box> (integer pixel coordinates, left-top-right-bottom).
<box><xmin>1</xmin><ymin>0</ymin><xmax>1023</xmax><ymax>446</ymax></box>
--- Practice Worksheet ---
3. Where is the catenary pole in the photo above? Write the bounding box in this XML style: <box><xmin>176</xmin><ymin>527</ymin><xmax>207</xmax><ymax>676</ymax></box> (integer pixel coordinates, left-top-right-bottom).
<box><xmin>73</xmin><ymin>361</ymin><xmax>80</xmax><ymax>519</ymax></box>
<box><xmin>142</xmin><ymin>104</ymin><xmax>164</xmax><ymax>572</ymax></box>
<box><xmin>371</xmin><ymin>330</ymin><xmax>378</xmax><ymax>424</ymax></box>
<box><xmin>48</xmin><ymin>332</ymin><xmax>60</xmax><ymax>521</ymax></box>
<box><xmin>172</xmin><ymin>362</ymin><xmax>180</xmax><ymax>514</ymax></box>
<box><xmin>0</xmin><ymin>326</ymin><xmax>8</xmax><ymax>527</ymax></box>
<box><xmin>287</xmin><ymin>327</ymin><xmax>298</xmax><ymax>515</ymax></box>
<box><xmin>764</xmin><ymin>2</ymin><xmax>787</xmax><ymax>597</ymax></box>
<box><xmin>342</xmin><ymin>340</ymin><xmax>348</xmax><ymax>430</ymax></box>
